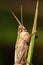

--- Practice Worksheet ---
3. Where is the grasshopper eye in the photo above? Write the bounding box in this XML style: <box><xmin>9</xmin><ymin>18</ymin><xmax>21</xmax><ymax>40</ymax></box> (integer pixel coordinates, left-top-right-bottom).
<box><xmin>20</xmin><ymin>29</ymin><xmax>22</xmax><ymax>32</ymax></box>
<box><xmin>18</xmin><ymin>28</ymin><xmax>22</xmax><ymax>32</ymax></box>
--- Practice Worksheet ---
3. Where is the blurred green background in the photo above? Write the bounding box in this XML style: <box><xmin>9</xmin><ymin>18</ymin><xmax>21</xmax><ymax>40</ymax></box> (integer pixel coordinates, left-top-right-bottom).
<box><xmin>0</xmin><ymin>0</ymin><xmax>43</xmax><ymax>65</ymax></box>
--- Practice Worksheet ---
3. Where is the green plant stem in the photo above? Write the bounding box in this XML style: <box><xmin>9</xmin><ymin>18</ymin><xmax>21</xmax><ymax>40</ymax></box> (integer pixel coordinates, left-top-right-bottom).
<box><xmin>26</xmin><ymin>0</ymin><xmax>39</xmax><ymax>65</ymax></box>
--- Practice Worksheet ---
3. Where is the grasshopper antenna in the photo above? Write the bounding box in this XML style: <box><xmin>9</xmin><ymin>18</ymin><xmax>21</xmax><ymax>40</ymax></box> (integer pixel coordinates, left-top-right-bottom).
<box><xmin>21</xmin><ymin>4</ymin><xmax>23</xmax><ymax>24</ymax></box>
<box><xmin>10</xmin><ymin>10</ymin><xmax>22</xmax><ymax>25</ymax></box>
<box><xmin>32</xmin><ymin>0</ymin><xmax>39</xmax><ymax>34</ymax></box>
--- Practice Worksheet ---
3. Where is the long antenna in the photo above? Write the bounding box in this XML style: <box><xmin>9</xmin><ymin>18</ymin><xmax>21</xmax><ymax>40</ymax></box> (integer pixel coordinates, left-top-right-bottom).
<box><xmin>21</xmin><ymin>4</ymin><xmax>23</xmax><ymax>24</ymax></box>
<box><xmin>10</xmin><ymin>10</ymin><xmax>21</xmax><ymax>25</ymax></box>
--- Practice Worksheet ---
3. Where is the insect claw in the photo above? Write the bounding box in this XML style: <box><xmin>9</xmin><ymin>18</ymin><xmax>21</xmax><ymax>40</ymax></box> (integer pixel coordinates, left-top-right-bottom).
<box><xmin>35</xmin><ymin>34</ymin><xmax>38</xmax><ymax>39</ymax></box>
<box><xmin>30</xmin><ymin>32</ymin><xmax>37</xmax><ymax>37</ymax></box>
<box><xmin>30</xmin><ymin>32</ymin><xmax>38</xmax><ymax>39</ymax></box>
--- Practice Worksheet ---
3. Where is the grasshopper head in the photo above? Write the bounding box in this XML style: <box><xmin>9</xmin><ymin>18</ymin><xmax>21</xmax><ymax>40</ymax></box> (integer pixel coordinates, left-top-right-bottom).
<box><xmin>18</xmin><ymin>24</ymin><xmax>27</xmax><ymax>35</ymax></box>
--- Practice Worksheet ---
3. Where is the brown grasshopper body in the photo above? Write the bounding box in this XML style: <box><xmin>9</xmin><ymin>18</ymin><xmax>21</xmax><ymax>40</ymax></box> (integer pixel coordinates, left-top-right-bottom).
<box><xmin>10</xmin><ymin>1</ymin><xmax>39</xmax><ymax>65</ymax></box>
<box><xmin>15</xmin><ymin>24</ymin><xmax>31</xmax><ymax>65</ymax></box>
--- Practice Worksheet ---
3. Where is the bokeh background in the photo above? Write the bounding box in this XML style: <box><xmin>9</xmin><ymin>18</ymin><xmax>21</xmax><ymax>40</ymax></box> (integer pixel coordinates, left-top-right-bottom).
<box><xmin>0</xmin><ymin>0</ymin><xmax>43</xmax><ymax>65</ymax></box>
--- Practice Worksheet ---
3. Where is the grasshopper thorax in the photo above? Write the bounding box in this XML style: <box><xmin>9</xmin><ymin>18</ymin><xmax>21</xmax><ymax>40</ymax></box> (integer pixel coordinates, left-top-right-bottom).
<box><xmin>18</xmin><ymin>24</ymin><xmax>31</xmax><ymax>43</ymax></box>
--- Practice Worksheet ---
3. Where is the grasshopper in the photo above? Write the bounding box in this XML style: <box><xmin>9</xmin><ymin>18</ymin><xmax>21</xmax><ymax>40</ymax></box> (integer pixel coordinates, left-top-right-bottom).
<box><xmin>10</xmin><ymin>0</ymin><xmax>39</xmax><ymax>65</ymax></box>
